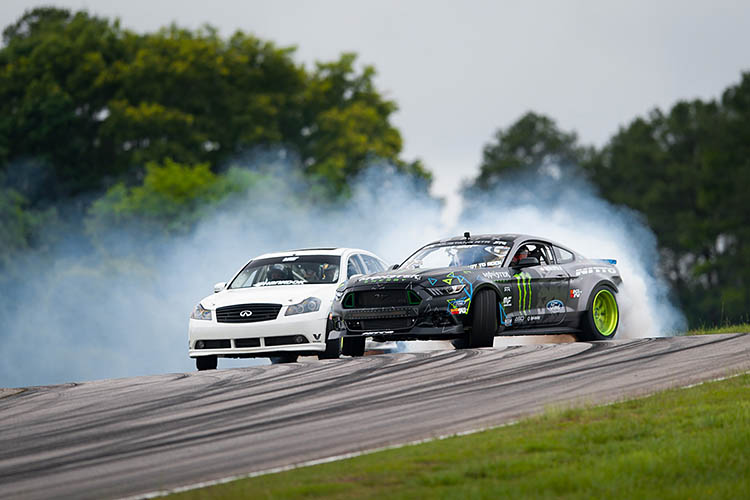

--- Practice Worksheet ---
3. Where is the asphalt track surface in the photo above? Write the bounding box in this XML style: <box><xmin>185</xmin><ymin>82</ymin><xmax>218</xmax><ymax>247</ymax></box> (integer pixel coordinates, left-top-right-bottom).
<box><xmin>1</xmin><ymin>333</ymin><xmax>749</xmax><ymax>499</ymax></box>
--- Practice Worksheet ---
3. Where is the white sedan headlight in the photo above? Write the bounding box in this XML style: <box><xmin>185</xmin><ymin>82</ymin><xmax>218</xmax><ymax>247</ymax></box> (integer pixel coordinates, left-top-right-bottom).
<box><xmin>190</xmin><ymin>303</ymin><xmax>212</xmax><ymax>321</ymax></box>
<box><xmin>285</xmin><ymin>297</ymin><xmax>322</xmax><ymax>316</ymax></box>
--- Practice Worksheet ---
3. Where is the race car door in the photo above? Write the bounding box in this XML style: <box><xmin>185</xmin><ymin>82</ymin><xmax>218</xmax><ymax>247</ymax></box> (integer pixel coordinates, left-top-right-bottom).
<box><xmin>509</xmin><ymin>241</ymin><xmax>570</xmax><ymax>327</ymax></box>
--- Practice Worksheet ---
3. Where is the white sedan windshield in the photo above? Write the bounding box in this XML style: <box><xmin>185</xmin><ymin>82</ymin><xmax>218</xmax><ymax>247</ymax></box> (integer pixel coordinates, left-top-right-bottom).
<box><xmin>230</xmin><ymin>255</ymin><xmax>340</xmax><ymax>289</ymax></box>
<box><xmin>401</xmin><ymin>244</ymin><xmax>511</xmax><ymax>269</ymax></box>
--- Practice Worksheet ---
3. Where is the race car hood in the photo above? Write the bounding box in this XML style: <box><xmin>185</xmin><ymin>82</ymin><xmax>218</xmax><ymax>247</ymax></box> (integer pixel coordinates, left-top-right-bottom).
<box><xmin>199</xmin><ymin>283</ymin><xmax>336</xmax><ymax>309</ymax></box>
<box><xmin>346</xmin><ymin>266</ymin><xmax>475</xmax><ymax>288</ymax></box>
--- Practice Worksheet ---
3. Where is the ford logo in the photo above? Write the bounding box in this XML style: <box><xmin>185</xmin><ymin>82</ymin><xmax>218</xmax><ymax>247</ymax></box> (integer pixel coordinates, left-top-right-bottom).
<box><xmin>546</xmin><ymin>299</ymin><xmax>565</xmax><ymax>314</ymax></box>
<box><xmin>239</xmin><ymin>310</ymin><xmax>253</xmax><ymax>317</ymax></box>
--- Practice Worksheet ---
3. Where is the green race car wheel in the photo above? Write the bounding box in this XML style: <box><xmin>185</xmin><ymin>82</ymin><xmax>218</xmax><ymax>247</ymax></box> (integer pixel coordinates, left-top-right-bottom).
<box><xmin>592</xmin><ymin>289</ymin><xmax>618</xmax><ymax>336</ymax></box>
<box><xmin>580</xmin><ymin>285</ymin><xmax>619</xmax><ymax>341</ymax></box>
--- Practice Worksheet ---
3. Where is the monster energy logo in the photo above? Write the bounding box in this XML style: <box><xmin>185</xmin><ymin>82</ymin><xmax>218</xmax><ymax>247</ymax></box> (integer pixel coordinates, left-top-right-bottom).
<box><xmin>514</xmin><ymin>272</ymin><xmax>532</xmax><ymax>311</ymax></box>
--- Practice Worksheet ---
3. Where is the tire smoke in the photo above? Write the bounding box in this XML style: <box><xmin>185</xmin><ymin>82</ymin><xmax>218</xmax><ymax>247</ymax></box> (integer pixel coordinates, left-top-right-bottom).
<box><xmin>0</xmin><ymin>162</ymin><xmax>685</xmax><ymax>387</ymax></box>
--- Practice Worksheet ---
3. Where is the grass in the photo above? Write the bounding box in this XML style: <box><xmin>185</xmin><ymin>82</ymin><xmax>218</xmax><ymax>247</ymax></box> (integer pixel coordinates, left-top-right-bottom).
<box><xmin>682</xmin><ymin>323</ymin><xmax>750</xmax><ymax>336</ymax></box>
<box><xmin>170</xmin><ymin>373</ymin><xmax>750</xmax><ymax>499</ymax></box>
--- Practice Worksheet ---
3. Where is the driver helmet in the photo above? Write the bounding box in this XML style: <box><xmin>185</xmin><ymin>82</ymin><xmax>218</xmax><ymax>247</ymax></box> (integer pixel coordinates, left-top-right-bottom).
<box><xmin>269</xmin><ymin>264</ymin><xmax>287</xmax><ymax>281</ymax></box>
<box><xmin>511</xmin><ymin>247</ymin><xmax>529</xmax><ymax>266</ymax></box>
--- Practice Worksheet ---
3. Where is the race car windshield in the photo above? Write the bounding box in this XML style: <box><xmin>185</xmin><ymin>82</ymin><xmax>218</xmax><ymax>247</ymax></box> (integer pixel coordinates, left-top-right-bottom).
<box><xmin>229</xmin><ymin>255</ymin><xmax>340</xmax><ymax>288</ymax></box>
<box><xmin>400</xmin><ymin>244</ymin><xmax>511</xmax><ymax>269</ymax></box>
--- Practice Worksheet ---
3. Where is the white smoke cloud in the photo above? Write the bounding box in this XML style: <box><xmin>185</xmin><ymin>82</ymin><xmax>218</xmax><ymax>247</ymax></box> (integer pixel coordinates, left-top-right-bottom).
<box><xmin>0</xmin><ymin>161</ymin><xmax>685</xmax><ymax>388</ymax></box>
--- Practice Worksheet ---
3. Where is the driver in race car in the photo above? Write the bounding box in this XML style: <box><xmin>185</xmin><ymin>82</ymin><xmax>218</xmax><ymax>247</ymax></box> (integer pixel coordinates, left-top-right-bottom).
<box><xmin>268</xmin><ymin>265</ymin><xmax>288</xmax><ymax>281</ymax></box>
<box><xmin>510</xmin><ymin>246</ymin><xmax>530</xmax><ymax>266</ymax></box>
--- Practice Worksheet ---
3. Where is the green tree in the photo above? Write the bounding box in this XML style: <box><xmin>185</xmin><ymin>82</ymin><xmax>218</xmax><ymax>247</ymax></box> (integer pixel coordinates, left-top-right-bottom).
<box><xmin>1</xmin><ymin>8</ymin><xmax>125</xmax><ymax>199</ymax></box>
<box><xmin>85</xmin><ymin>158</ymin><xmax>258</xmax><ymax>236</ymax></box>
<box><xmin>470</xmin><ymin>112</ymin><xmax>588</xmax><ymax>191</ymax></box>
<box><xmin>0</xmin><ymin>9</ymin><xmax>429</xmax><ymax>205</ymax></box>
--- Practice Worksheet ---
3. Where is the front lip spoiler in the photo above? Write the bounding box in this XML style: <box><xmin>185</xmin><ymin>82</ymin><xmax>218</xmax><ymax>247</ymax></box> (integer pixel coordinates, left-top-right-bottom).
<box><xmin>328</xmin><ymin>324</ymin><xmax>464</xmax><ymax>340</ymax></box>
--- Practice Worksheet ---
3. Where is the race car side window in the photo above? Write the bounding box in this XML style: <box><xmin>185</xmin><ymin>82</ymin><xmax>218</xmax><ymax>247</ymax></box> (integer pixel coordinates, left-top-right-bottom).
<box><xmin>539</xmin><ymin>244</ymin><xmax>554</xmax><ymax>265</ymax></box>
<box><xmin>518</xmin><ymin>243</ymin><xmax>552</xmax><ymax>265</ymax></box>
<box><xmin>554</xmin><ymin>246</ymin><xmax>575</xmax><ymax>263</ymax></box>
<box><xmin>347</xmin><ymin>255</ymin><xmax>364</xmax><ymax>279</ymax></box>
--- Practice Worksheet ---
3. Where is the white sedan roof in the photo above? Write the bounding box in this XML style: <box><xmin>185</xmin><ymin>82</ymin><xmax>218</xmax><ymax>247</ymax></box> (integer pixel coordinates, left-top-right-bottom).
<box><xmin>253</xmin><ymin>247</ymin><xmax>372</xmax><ymax>260</ymax></box>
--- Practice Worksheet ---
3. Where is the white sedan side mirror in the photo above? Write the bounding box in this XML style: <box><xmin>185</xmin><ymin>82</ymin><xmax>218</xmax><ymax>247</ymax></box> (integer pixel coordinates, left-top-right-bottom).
<box><xmin>213</xmin><ymin>282</ymin><xmax>227</xmax><ymax>293</ymax></box>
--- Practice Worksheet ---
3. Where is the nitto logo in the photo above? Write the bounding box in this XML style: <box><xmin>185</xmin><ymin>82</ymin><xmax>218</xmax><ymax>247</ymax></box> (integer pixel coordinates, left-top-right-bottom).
<box><xmin>239</xmin><ymin>310</ymin><xmax>253</xmax><ymax>317</ymax></box>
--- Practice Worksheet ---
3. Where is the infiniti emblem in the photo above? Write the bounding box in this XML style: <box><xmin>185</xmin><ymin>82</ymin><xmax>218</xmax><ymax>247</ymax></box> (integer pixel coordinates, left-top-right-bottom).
<box><xmin>239</xmin><ymin>310</ymin><xmax>253</xmax><ymax>317</ymax></box>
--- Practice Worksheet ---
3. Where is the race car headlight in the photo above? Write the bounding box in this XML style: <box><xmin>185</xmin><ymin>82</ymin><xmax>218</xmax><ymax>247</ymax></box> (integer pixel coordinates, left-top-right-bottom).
<box><xmin>285</xmin><ymin>297</ymin><xmax>322</xmax><ymax>316</ymax></box>
<box><xmin>190</xmin><ymin>303</ymin><xmax>212</xmax><ymax>321</ymax></box>
<box><xmin>425</xmin><ymin>284</ymin><xmax>466</xmax><ymax>297</ymax></box>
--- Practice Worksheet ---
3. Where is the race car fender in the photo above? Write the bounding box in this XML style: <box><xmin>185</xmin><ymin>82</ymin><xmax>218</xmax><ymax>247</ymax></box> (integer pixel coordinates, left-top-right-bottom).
<box><xmin>577</xmin><ymin>279</ymin><xmax>620</xmax><ymax>312</ymax></box>
<box><xmin>469</xmin><ymin>282</ymin><xmax>508</xmax><ymax>329</ymax></box>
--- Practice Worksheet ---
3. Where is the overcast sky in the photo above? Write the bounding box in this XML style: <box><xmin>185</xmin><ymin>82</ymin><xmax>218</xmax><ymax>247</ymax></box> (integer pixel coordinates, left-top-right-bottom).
<box><xmin>3</xmin><ymin>1</ymin><xmax>750</xmax><ymax>201</ymax></box>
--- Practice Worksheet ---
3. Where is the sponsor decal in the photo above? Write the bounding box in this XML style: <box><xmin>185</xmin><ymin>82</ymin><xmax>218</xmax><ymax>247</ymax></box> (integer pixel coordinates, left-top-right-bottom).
<box><xmin>444</xmin><ymin>271</ymin><xmax>474</xmax><ymax>313</ymax></box>
<box><xmin>504</xmin><ymin>317</ymin><xmax>512</xmax><ymax>327</ymax></box>
<box><xmin>313</xmin><ymin>333</ymin><xmax>321</xmax><ymax>341</ymax></box>
<box><xmin>546</xmin><ymin>299</ymin><xmax>565</xmax><ymax>313</ymax></box>
<box><xmin>539</xmin><ymin>265</ymin><xmax>563</xmax><ymax>272</ymax></box>
<box><xmin>425</xmin><ymin>240</ymin><xmax>511</xmax><ymax>248</ymax></box>
<box><xmin>527</xmin><ymin>315</ymin><xmax>541</xmax><ymax>321</ymax></box>
<box><xmin>503</xmin><ymin>286</ymin><xmax>512</xmax><ymax>292</ymax></box>
<box><xmin>575</xmin><ymin>266</ymin><xmax>617</xmax><ymax>276</ymax></box>
<box><xmin>255</xmin><ymin>280</ymin><xmax>305</xmax><ymax>286</ymax></box>
<box><xmin>359</xmin><ymin>274</ymin><xmax>421</xmax><ymax>282</ymax></box>
<box><xmin>282</xmin><ymin>256</ymin><xmax>299</xmax><ymax>262</ymax></box>
<box><xmin>485</xmin><ymin>246</ymin><xmax>509</xmax><ymax>256</ymax></box>
<box><xmin>570</xmin><ymin>288</ymin><xmax>582</xmax><ymax>299</ymax></box>
<box><xmin>450</xmin><ymin>298</ymin><xmax>469</xmax><ymax>308</ymax></box>
<box><xmin>502</xmin><ymin>296</ymin><xmax>512</xmax><ymax>307</ymax></box>
<box><xmin>514</xmin><ymin>272</ymin><xmax>532</xmax><ymax>312</ymax></box>
<box><xmin>483</xmin><ymin>271</ymin><xmax>512</xmax><ymax>280</ymax></box>
<box><xmin>449</xmin><ymin>307</ymin><xmax>468</xmax><ymax>315</ymax></box>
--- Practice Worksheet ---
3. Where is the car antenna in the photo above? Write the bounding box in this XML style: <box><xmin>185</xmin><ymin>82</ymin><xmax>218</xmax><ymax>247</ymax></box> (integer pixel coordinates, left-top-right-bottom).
<box><xmin>464</xmin><ymin>231</ymin><xmax>470</xmax><ymax>240</ymax></box>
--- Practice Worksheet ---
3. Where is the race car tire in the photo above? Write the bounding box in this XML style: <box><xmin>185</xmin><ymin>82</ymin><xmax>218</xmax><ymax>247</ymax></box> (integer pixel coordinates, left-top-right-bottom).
<box><xmin>270</xmin><ymin>354</ymin><xmax>299</xmax><ymax>364</ymax></box>
<box><xmin>468</xmin><ymin>289</ymin><xmax>497</xmax><ymax>348</ymax></box>
<box><xmin>318</xmin><ymin>320</ymin><xmax>342</xmax><ymax>360</ymax></box>
<box><xmin>342</xmin><ymin>337</ymin><xmax>365</xmax><ymax>357</ymax></box>
<box><xmin>580</xmin><ymin>285</ymin><xmax>619</xmax><ymax>341</ymax></box>
<box><xmin>196</xmin><ymin>355</ymin><xmax>217</xmax><ymax>371</ymax></box>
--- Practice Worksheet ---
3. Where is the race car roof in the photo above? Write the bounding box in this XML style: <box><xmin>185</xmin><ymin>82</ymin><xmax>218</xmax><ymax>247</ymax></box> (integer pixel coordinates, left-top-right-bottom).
<box><xmin>424</xmin><ymin>233</ymin><xmax>573</xmax><ymax>250</ymax></box>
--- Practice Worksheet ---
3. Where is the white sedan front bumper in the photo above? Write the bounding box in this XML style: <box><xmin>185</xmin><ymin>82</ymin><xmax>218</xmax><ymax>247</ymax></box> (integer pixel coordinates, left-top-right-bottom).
<box><xmin>188</xmin><ymin>312</ymin><xmax>328</xmax><ymax>358</ymax></box>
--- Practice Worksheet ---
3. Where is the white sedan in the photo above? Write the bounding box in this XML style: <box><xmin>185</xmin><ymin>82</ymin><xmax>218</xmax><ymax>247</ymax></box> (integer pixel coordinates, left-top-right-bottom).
<box><xmin>188</xmin><ymin>247</ymin><xmax>388</xmax><ymax>370</ymax></box>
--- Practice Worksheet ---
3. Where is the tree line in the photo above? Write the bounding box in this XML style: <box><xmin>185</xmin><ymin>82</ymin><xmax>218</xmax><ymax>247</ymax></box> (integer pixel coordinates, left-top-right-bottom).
<box><xmin>2</xmin><ymin>7</ymin><xmax>748</xmax><ymax>327</ymax></box>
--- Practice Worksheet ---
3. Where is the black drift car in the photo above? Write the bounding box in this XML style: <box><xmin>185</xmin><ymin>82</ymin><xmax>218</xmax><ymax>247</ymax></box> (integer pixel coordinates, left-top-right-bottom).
<box><xmin>329</xmin><ymin>233</ymin><xmax>622</xmax><ymax>356</ymax></box>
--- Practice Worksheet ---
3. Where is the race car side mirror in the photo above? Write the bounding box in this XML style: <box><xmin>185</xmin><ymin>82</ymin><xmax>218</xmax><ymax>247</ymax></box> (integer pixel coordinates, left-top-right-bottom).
<box><xmin>390</xmin><ymin>264</ymin><xmax>400</xmax><ymax>270</ymax></box>
<box><xmin>512</xmin><ymin>257</ymin><xmax>539</xmax><ymax>269</ymax></box>
<box><xmin>213</xmin><ymin>282</ymin><xmax>227</xmax><ymax>293</ymax></box>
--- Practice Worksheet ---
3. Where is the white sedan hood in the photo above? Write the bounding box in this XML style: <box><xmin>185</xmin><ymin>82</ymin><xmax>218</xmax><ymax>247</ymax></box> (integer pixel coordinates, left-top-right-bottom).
<box><xmin>200</xmin><ymin>283</ymin><xmax>337</xmax><ymax>309</ymax></box>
